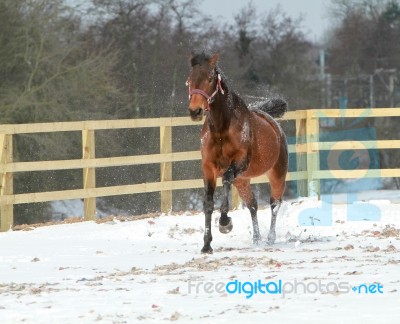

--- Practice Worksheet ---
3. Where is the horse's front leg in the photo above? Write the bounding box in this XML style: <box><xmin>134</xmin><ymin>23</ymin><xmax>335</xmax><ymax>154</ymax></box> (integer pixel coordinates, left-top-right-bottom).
<box><xmin>219</xmin><ymin>166</ymin><xmax>234</xmax><ymax>234</ymax></box>
<box><xmin>201</xmin><ymin>169</ymin><xmax>216</xmax><ymax>254</ymax></box>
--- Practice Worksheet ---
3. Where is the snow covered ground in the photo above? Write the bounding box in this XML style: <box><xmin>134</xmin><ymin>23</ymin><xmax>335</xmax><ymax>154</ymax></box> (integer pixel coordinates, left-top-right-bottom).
<box><xmin>1</xmin><ymin>192</ymin><xmax>400</xmax><ymax>323</ymax></box>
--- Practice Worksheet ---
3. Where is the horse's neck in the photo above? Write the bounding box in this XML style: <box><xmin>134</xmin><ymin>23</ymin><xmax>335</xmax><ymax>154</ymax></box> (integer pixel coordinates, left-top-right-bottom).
<box><xmin>207</xmin><ymin>88</ymin><xmax>250</xmax><ymax>134</ymax></box>
<box><xmin>208</xmin><ymin>94</ymin><xmax>232</xmax><ymax>133</ymax></box>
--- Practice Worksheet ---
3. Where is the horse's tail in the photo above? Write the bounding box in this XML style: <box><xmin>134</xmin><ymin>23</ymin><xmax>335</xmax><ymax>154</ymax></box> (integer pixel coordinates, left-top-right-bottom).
<box><xmin>257</xmin><ymin>98</ymin><xmax>287</xmax><ymax>118</ymax></box>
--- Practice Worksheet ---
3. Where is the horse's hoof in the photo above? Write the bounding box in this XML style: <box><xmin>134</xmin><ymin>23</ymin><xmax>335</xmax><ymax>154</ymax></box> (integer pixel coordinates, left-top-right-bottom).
<box><xmin>201</xmin><ymin>246</ymin><xmax>213</xmax><ymax>254</ymax></box>
<box><xmin>219</xmin><ymin>220</ymin><xmax>233</xmax><ymax>234</ymax></box>
<box><xmin>253</xmin><ymin>237</ymin><xmax>262</xmax><ymax>245</ymax></box>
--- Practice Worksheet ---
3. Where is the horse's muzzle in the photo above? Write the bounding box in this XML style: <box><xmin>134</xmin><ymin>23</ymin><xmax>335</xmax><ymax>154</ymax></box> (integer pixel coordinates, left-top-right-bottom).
<box><xmin>189</xmin><ymin>107</ymin><xmax>204</xmax><ymax>121</ymax></box>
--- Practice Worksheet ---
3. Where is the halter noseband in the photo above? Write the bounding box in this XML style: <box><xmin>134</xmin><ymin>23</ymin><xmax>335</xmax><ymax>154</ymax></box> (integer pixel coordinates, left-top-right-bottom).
<box><xmin>187</xmin><ymin>73</ymin><xmax>225</xmax><ymax>111</ymax></box>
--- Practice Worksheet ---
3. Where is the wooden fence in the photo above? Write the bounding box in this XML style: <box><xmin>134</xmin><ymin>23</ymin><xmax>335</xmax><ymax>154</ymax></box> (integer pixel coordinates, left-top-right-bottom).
<box><xmin>1</xmin><ymin>108</ymin><xmax>400</xmax><ymax>231</ymax></box>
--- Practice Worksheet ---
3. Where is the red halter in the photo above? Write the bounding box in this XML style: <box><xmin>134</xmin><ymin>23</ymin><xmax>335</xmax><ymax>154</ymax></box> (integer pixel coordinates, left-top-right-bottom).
<box><xmin>187</xmin><ymin>73</ymin><xmax>225</xmax><ymax>111</ymax></box>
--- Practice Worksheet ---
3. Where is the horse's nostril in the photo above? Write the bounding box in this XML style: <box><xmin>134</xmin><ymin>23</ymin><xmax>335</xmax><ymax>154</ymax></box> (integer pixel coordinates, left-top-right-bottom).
<box><xmin>189</xmin><ymin>108</ymin><xmax>203</xmax><ymax>118</ymax></box>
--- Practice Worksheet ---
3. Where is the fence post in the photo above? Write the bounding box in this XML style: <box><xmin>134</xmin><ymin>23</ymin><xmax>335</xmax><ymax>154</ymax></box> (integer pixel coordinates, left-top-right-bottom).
<box><xmin>306</xmin><ymin>110</ymin><xmax>320</xmax><ymax>198</ymax></box>
<box><xmin>160</xmin><ymin>126</ymin><xmax>172</xmax><ymax>213</ymax></box>
<box><xmin>296</xmin><ymin>116</ymin><xmax>308</xmax><ymax>197</ymax></box>
<box><xmin>82</xmin><ymin>130</ymin><xmax>96</xmax><ymax>220</ymax></box>
<box><xmin>231</xmin><ymin>186</ymin><xmax>240</xmax><ymax>209</ymax></box>
<box><xmin>0</xmin><ymin>134</ymin><xmax>13</xmax><ymax>231</ymax></box>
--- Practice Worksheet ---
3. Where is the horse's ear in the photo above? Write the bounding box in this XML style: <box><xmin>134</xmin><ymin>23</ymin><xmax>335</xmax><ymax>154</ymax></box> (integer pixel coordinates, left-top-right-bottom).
<box><xmin>209</xmin><ymin>53</ymin><xmax>219</xmax><ymax>67</ymax></box>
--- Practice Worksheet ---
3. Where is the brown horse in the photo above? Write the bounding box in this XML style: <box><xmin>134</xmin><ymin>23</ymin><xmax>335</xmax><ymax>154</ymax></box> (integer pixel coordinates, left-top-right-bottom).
<box><xmin>186</xmin><ymin>52</ymin><xmax>288</xmax><ymax>254</ymax></box>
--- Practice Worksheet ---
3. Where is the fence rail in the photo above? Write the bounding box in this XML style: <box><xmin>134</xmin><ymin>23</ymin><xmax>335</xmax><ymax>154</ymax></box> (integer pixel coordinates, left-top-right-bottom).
<box><xmin>1</xmin><ymin>108</ymin><xmax>400</xmax><ymax>231</ymax></box>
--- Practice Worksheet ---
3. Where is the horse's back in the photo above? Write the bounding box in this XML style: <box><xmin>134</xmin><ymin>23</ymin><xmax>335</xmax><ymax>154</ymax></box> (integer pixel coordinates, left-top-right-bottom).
<box><xmin>251</xmin><ymin>109</ymin><xmax>284</xmax><ymax>138</ymax></box>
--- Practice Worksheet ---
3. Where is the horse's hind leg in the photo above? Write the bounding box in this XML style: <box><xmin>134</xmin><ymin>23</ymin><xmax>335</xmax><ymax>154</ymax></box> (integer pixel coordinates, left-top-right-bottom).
<box><xmin>268</xmin><ymin>196</ymin><xmax>282</xmax><ymax>244</ymax></box>
<box><xmin>267</xmin><ymin>144</ymin><xmax>288</xmax><ymax>244</ymax></box>
<box><xmin>234</xmin><ymin>178</ymin><xmax>261</xmax><ymax>244</ymax></box>
<box><xmin>219</xmin><ymin>166</ymin><xmax>234</xmax><ymax>234</ymax></box>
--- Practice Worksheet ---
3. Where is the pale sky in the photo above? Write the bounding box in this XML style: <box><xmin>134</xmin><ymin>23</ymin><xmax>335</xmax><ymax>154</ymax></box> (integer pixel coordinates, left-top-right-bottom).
<box><xmin>200</xmin><ymin>0</ymin><xmax>331</xmax><ymax>42</ymax></box>
<box><xmin>69</xmin><ymin>0</ymin><xmax>332</xmax><ymax>42</ymax></box>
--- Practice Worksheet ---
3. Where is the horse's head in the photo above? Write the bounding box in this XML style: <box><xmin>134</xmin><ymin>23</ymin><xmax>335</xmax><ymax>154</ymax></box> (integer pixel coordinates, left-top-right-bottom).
<box><xmin>186</xmin><ymin>52</ymin><xmax>223</xmax><ymax>121</ymax></box>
